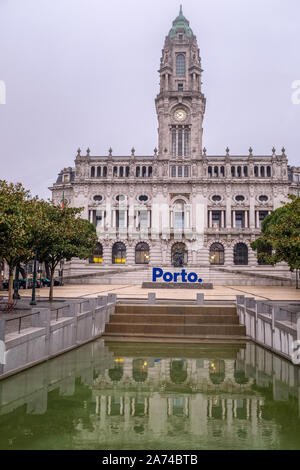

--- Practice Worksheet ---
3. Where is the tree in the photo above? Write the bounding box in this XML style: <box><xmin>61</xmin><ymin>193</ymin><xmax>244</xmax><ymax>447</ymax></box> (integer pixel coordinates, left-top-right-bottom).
<box><xmin>251</xmin><ymin>195</ymin><xmax>300</xmax><ymax>287</ymax></box>
<box><xmin>0</xmin><ymin>181</ymin><xmax>36</xmax><ymax>306</ymax></box>
<box><xmin>31</xmin><ymin>202</ymin><xmax>97</xmax><ymax>301</ymax></box>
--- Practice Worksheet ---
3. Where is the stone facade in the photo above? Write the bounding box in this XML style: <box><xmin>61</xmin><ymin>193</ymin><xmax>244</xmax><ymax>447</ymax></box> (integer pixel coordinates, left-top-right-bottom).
<box><xmin>50</xmin><ymin>7</ymin><xmax>300</xmax><ymax>273</ymax></box>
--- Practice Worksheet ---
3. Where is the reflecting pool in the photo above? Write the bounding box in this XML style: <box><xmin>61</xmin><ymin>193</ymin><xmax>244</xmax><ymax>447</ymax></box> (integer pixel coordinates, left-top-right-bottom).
<box><xmin>0</xmin><ymin>340</ymin><xmax>299</xmax><ymax>450</ymax></box>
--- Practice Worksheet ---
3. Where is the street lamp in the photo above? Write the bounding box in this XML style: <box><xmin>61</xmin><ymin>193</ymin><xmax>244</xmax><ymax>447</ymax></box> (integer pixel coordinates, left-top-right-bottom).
<box><xmin>30</xmin><ymin>252</ymin><xmax>37</xmax><ymax>306</ymax></box>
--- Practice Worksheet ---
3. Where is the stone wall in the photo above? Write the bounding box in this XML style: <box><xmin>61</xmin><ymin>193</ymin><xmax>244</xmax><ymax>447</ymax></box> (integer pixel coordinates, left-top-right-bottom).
<box><xmin>236</xmin><ymin>295</ymin><xmax>300</xmax><ymax>363</ymax></box>
<box><xmin>0</xmin><ymin>294</ymin><xmax>116</xmax><ymax>380</ymax></box>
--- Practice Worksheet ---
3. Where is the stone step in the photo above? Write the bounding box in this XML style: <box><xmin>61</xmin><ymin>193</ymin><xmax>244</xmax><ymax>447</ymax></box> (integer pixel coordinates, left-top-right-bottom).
<box><xmin>104</xmin><ymin>322</ymin><xmax>246</xmax><ymax>336</ymax></box>
<box><xmin>115</xmin><ymin>304</ymin><xmax>237</xmax><ymax>315</ymax></box>
<box><xmin>104</xmin><ymin>341</ymin><xmax>247</xmax><ymax>358</ymax></box>
<box><xmin>104</xmin><ymin>332</ymin><xmax>247</xmax><ymax>341</ymax></box>
<box><xmin>110</xmin><ymin>313</ymin><xmax>240</xmax><ymax>325</ymax></box>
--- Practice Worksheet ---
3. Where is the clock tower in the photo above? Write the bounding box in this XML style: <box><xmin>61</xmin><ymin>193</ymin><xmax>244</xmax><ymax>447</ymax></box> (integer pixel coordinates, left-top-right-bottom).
<box><xmin>155</xmin><ymin>6</ymin><xmax>206</xmax><ymax>160</ymax></box>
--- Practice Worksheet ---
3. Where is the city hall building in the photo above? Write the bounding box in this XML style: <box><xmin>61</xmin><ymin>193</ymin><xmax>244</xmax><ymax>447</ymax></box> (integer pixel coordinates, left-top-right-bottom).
<box><xmin>50</xmin><ymin>7</ymin><xmax>300</xmax><ymax>283</ymax></box>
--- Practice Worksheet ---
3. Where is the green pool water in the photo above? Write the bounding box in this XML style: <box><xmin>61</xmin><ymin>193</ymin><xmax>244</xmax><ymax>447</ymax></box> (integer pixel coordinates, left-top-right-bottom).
<box><xmin>0</xmin><ymin>340</ymin><xmax>299</xmax><ymax>450</ymax></box>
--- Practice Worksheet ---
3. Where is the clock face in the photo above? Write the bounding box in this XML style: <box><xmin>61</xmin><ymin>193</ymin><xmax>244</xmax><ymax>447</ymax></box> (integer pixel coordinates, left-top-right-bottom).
<box><xmin>174</xmin><ymin>109</ymin><xmax>187</xmax><ymax>122</ymax></box>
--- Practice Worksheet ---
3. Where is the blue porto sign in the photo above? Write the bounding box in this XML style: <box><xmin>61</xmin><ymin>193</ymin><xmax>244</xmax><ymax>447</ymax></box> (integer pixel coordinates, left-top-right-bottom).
<box><xmin>152</xmin><ymin>267</ymin><xmax>202</xmax><ymax>283</ymax></box>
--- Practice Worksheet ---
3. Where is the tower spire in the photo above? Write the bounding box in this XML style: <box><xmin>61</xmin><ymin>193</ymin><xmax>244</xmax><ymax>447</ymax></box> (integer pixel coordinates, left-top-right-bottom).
<box><xmin>179</xmin><ymin>4</ymin><xmax>183</xmax><ymax>15</ymax></box>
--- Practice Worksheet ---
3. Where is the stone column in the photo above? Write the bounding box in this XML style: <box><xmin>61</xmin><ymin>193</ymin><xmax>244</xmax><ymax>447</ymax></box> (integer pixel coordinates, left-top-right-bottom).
<box><xmin>208</xmin><ymin>210</ymin><xmax>212</xmax><ymax>228</ymax></box>
<box><xmin>249</xmin><ymin>197</ymin><xmax>255</xmax><ymax>228</ymax></box>
<box><xmin>256</xmin><ymin>211</ymin><xmax>259</xmax><ymax>229</ymax></box>
<box><xmin>226</xmin><ymin>199</ymin><xmax>231</xmax><ymax>228</ymax></box>
<box><xmin>232</xmin><ymin>210</ymin><xmax>236</xmax><ymax>228</ymax></box>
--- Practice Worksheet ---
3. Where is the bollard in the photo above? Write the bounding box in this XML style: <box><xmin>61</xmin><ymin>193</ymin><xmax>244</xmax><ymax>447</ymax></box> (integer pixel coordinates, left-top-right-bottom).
<box><xmin>236</xmin><ymin>295</ymin><xmax>245</xmax><ymax>305</ymax></box>
<box><xmin>196</xmin><ymin>293</ymin><xmax>204</xmax><ymax>305</ymax></box>
<box><xmin>245</xmin><ymin>297</ymin><xmax>256</xmax><ymax>309</ymax></box>
<box><xmin>148</xmin><ymin>293</ymin><xmax>156</xmax><ymax>304</ymax></box>
<box><xmin>108</xmin><ymin>293</ymin><xmax>117</xmax><ymax>304</ymax></box>
<box><xmin>98</xmin><ymin>295</ymin><xmax>108</xmax><ymax>306</ymax></box>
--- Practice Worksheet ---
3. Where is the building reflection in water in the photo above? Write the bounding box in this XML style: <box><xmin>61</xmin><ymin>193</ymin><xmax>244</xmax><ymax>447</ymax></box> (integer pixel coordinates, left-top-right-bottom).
<box><xmin>0</xmin><ymin>340</ymin><xmax>299</xmax><ymax>449</ymax></box>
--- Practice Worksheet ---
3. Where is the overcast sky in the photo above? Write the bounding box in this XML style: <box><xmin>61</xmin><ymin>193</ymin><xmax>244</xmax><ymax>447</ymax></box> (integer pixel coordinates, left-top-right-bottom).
<box><xmin>0</xmin><ymin>0</ymin><xmax>299</xmax><ymax>199</ymax></box>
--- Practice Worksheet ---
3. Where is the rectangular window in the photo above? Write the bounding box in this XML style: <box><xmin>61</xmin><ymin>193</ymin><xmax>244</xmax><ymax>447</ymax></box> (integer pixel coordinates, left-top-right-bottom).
<box><xmin>140</xmin><ymin>210</ymin><xmax>148</xmax><ymax>229</ymax></box>
<box><xmin>259</xmin><ymin>211</ymin><xmax>269</xmax><ymax>228</ymax></box>
<box><xmin>178</xmin><ymin>166</ymin><xmax>182</xmax><ymax>177</ymax></box>
<box><xmin>212</xmin><ymin>211</ymin><xmax>221</xmax><ymax>229</ymax></box>
<box><xmin>172</xmin><ymin>129</ymin><xmax>176</xmax><ymax>156</ymax></box>
<box><xmin>178</xmin><ymin>83</ymin><xmax>183</xmax><ymax>92</ymax></box>
<box><xmin>96</xmin><ymin>210</ymin><xmax>102</xmax><ymax>227</ymax></box>
<box><xmin>174</xmin><ymin>211</ymin><xmax>184</xmax><ymax>229</ymax></box>
<box><xmin>184</xmin><ymin>166</ymin><xmax>189</xmax><ymax>177</ymax></box>
<box><xmin>235</xmin><ymin>211</ymin><xmax>244</xmax><ymax>229</ymax></box>
<box><xmin>184</xmin><ymin>129</ymin><xmax>189</xmax><ymax>156</ymax></box>
<box><xmin>178</xmin><ymin>129</ymin><xmax>183</xmax><ymax>156</ymax></box>
<box><xmin>171</xmin><ymin>166</ymin><xmax>176</xmax><ymax>177</ymax></box>
<box><xmin>117</xmin><ymin>210</ymin><xmax>125</xmax><ymax>228</ymax></box>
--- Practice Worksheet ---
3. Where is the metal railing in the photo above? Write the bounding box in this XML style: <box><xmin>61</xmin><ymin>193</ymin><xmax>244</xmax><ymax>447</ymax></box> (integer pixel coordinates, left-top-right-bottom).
<box><xmin>5</xmin><ymin>311</ymin><xmax>40</xmax><ymax>334</ymax></box>
<box><xmin>51</xmin><ymin>305</ymin><xmax>66</xmax><ymax>322</ymax></box>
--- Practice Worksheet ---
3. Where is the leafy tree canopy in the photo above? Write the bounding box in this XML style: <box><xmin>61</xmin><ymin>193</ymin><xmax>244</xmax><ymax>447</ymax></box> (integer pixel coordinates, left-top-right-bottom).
<box><xmin>251</xmin><ymin>195</ymin><xmax>300</xmax><ymax>271</ymax></box>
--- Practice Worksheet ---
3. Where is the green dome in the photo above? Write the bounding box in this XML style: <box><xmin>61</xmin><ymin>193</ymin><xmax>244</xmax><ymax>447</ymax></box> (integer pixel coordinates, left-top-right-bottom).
<box><xmin>168</xmin><ymin>5</ymin><xmax>193</xmax><ymax>38</ymax></box>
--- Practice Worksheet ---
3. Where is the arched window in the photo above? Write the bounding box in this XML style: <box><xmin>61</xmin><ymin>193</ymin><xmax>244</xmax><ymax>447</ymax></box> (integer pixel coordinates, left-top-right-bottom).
<box><xmin>208</xmin><ymin>166</ymin><xmax>212</xmax><ymax>178</ymax></box>
<box><xmin>135</xmin><ymin>242</ymin><xmax>150</xmax><ymax>264</ymax></box>
<box><xmin>119</xmin><ymin>166</ymin><xmax>124</xmax><ymax>177</ymax></box>
<box><xmin>113</xmin><ymin>166</ymin><xmax>118</xmax><ymax>177</ymax></box>
<box><xmin>108</xmin><ymin>362</ymin><xmax>123</xmax><ymax>382</ymax></box>
<box><xmin>214</xmin><ymin>166</ymin><xmax>219</xmax><ymax>177</ymax></box>
<box><xmin>91</xmin><ymin>166</ymin><xmax>95</xmax><ymax>177</ymax></box>
<box><xmin>132</xmin><ymin>359</ymin><xmax>148</xmax><ymax>383</ymax></box>
<box><xmin>148</xmin><ymin>166</ymin><xmax>152</xmax><ymax>177</ymax></box>
<box><xmin>97</xmin><ymin>166</ymin><xmax>101</xmax><ymax>177</ymax></box>
<box><xmin>209</xmin><ymin>243</ymin><xmax>224</xmax><ymax>265</ymax></box>
<box><xmin>178</xmin><ymin>128</ymin><xmax>183</xmax><ymax>156</ymax></box>
<box><xmin>254</xmin><ymin>166</ymin><xmax>258</xmax><ymax>177</ymax></box>
<box><xmin>267</xmin><ymin>166</ymin><xmax>271</xmax><ymax>177</ymax></box>
<box><xmin>126</xmin><ymin>166</ymin><xmax>130</xmax><ymax>177</ymax></box>
<box><xmin>176</xmin><ymin>54</ymin><xmax>186</xmax><ymax>76</ymax></box>
<box><xmin>136</xmin><ymin>166</ymin><xmax>140</xmax><ymax>177</ymax></box>
<box><xmin>260</xmin><ymin>166</ymin><xmax>265</xmax><ymax>177</ymax></box>
<box><xmin>172</xmin><ymin>128</ymin><xmax>176</xmax><ymax>156</ymax></box>
<box><xmin>220</xmin><ymin>166</ymin><xmax>225</xmax><ymax>177</ymax></box>
<box><xmin>234</xmin><ymin>243</ymin><xmax>248</xmax><ymax>265</ymax></box>
<box><xmin>178</xmin><ymin>166</ymin><xmax>182</xmax><ymax>177</ymax></box>
<box><xmin>103</xmin><ymin>166</ymin><xmax>107</xmax><ymax>177</ymax></box>
<box><xmin>209</xmin><ymin>360</ymin><xmax>225</xmax><ymax>384</ymax></box>
<box><xmin>170</xmin><ymin>360</ymin><xmax>187</xmax><ymax>384</ymax></box>
<box><xmin>184</xmin><ymin>129</ymin><xmax>189</xmax><ymax>155</ymax></box>
<box><xmin>237</xmin><ymin>166</ymin><xmax>242</xmax><ymax>177</ymax></box>
<box><xmin>244</xmin><ymin>166</ymin><xmax>248</xmax><ymax>177</ymax></box>
<box><xmin>90</xmin><ymin>242</ymin><xmax>103</xmax><ymax>264</ymax></box>
<box><xmin>142</xmin><ymin>166</ymin><xmax>147</xmax><ymax>177</ymax></box>
<box><xmin>171</xmin><ymin>166</ymin><xmax>176</xmax><ymax>177</ymax></box>
<box><xmin>231</xmin><ymin>166</ymin><xmax>236</xmax><ymax>177</ymax></box>
<box><xmin>112</xmin><ymin>242</ymin><xmax>126</xmax><ymax>264</ymax></box>
<box><xmin>171</xmin><ymin>242</ymin><xmax>188</xmax><ymax>266</ymax></box>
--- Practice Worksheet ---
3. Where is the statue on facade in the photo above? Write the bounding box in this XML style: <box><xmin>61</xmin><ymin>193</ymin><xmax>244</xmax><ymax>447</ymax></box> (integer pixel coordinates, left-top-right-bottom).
<box><xmin>173</xmin><ymin>249</ymin><xmax>184</xmax><ymax>267</ymax></box>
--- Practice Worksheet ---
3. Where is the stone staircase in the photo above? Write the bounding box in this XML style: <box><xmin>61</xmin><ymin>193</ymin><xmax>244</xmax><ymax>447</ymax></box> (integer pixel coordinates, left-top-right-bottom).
<box><xmin>103</xmin><ymin>303</ymin><xmax>247</xmax><ymax>342</ymax></box>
